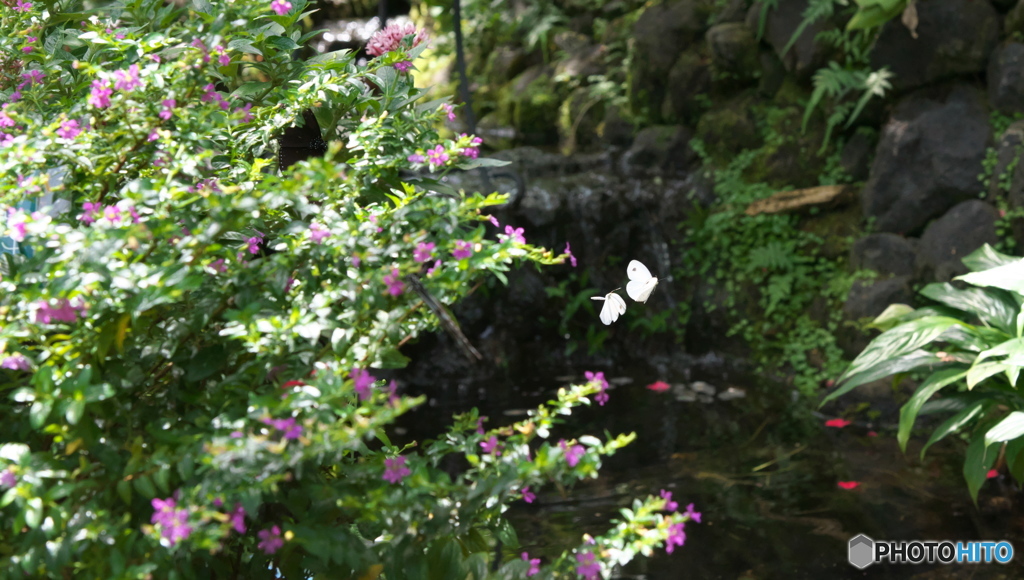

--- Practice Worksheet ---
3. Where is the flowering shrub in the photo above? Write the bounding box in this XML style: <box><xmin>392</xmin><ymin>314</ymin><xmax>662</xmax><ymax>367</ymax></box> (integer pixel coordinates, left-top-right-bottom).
<box><xmin>0</xmin><ymin>0</ymin><xmax>694</xmax><ymax>577</ymax></box>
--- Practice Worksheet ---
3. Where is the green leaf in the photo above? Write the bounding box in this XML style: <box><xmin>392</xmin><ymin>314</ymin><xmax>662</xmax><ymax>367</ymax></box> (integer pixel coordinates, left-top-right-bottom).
<box><xmin>266</xmin><ymin>36</ymin><xmax>300</xmax><ymax>52</ymax></box>
<box><xmin>116</xmin><ymin>480</ymin><xmax>132</xmax><ymax>505</ymax></box>
<box><xmin>867</xmin><ymin>303</ymin><xmax>915</xmax><ymax>331</ymax></box>
<box><xmin>919</xmin><ymin>283</ymin><xmax>1018</xmax><ymax>333</ymax></box>
<box><xmin>372</xmin><ymin>347</ymin><xmax>410</xmax><ymax>369</ymax></box>
<box><xmin>962</xmin><ymin>243</ymin><xmax>1020</xmax><ymax>272</ymax></box>
<box><xmin>966</xmin><ymin>361</ymin><xmax>1010</xmax><ymax>389</ymax></box>
<box><xmin>898</xmin><ymin>368</ymin><xmax>968</xmax><ymax>452</ymax></box>
<box><xmin>838</xmin><ymin>316</ymin><xmax>963</xmax><ymax>383</ymax></box>
<box><xmin>25</xmin><ymin>497</ymin><xmax>43</xmax><ymax>529</ymax></box>
<box><xmin>964</xmin><ymin>435</ymin><xmax>999</xmax><ymax>504</ymax></box>
<box><xmin>1005</xmin><ymin>437</ymin><xmax>1024</xmax><ymax>484</ymax></box>
<box><xmin>984</xmin><ymin>412</ymin><xmax>1024</xmax><ymax>447</ymax></box>
<box><xmin>822</xmin><ymin>349</ymin><xmax>942</xmax><ymax>405</ymax></box>
<box><xmin>957</xmin><ymin>259</ymin><xmax>1024</xmax><ymax>294</ymax></box>
<box><xmin>921</xmin><ymin>399</ymin><xmax>993</xmax><ymax>459</ymax></box>
<box><xmin>65</xmin><ymin>399</ymin><xmax>85</xmax><ymax>425</ymax></box>
<box><xmin>455</xmin><ymin>158</ymin><xmax>512</xmax><ymax>170</ymax></box>
<box><xmin>133</xmin><ymin>475</ymin><xmax>157</xmax><ymax>499</ymax></box>
<box><xmin>30</xmin><ymin>399</ymin><xmax>53</xmax><ymax>429</ymax></box>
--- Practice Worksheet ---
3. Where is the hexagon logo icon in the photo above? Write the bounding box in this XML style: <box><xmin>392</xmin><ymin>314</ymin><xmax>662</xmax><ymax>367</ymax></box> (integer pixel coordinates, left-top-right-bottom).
<box><xmin>849</xmin><ymin>534</ymin><xmax>875</xmax><ymax>569</ymax></box>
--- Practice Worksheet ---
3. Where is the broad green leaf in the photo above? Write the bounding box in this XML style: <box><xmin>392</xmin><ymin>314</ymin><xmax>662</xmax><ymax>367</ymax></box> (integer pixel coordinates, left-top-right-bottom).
<box><xmin>957</xmin><ymin>259</ymin><xmax>1024</xmax><ymax>294</ymax></box>
<box><xmin>867</xmin><ymin>303</ymin><xmax>915</xmax><ymax>331</ymax></box>
<box><xmin>964</xmin><ymin>435</ymin><xmax>999</xmax><ymax>504</ymax></box>
<box><xmin>65</xmin><ymin>399</ymin><xmax>85</xmax><ymax>425</ymax></box>
<box><xmin>30</xmin><ymin>399</ymin><xmax>53</xmax><ymax>429</ymax></box>
<box><xmin>133</xmin><ymin>475</ymin><xmax>157</xmax><ymax>499</ymax></box>
<box><xmin>25</xmin><ymin>497</ymin><xmax>43</xmax><ymax>529</ymax></box>
<box><xmin>838</xmin><ymin>316</ymin><xmax>963</xmax><ymax>383</ymax></box>
<box><xmin>962</xmin><ymin>243</ymin><xmax>1020</xmax><ymax>272</ymax></box>
<box><xmin>984</xmin><ymin>412</ymin><xmax>1024</xmax><ymax>447</ymax></box>
<box><xmin>821</xmin><ymin>349</ymin><xmax>942</xmax><ymax>405</ymax></box>
<box><xmin>966</xmin><ymin>361</ymin><xmax>1010</xmax><ymax>389</ymax></box>
<box><xmin>898</xmin><ymin>368</ymin><xmax>968</xmax><ymax>452</ymax></box>
<box><xmin>921</xmin><ymin>399</ymin><xmax>993</xmax><ymax>459</ymax></box>
<box><xmin>919</xmin><ymin>283</ymin><xmax>1018</xmax><ymax>333</ymax></box>
<box><xmin>116</xmin><ymin>480</ymin><xmax>132</xmax><ymax>505</ymax></box>
<box><xmin>1005</xmin><ymin>437</ymin><xmax>1024</xmax><ymax>485</ymax></box>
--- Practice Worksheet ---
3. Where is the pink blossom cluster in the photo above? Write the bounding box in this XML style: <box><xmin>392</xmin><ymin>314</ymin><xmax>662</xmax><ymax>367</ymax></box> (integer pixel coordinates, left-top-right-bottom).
<box><xmin>33</xmin><ymin>298</ymin><xmax>86</xmax><ymax>324</ymax></box>
<box><xmin>383</xmin><ymin>455</ymin><xmax>411</xmax><ymax>483</ymax></box>
<box><xmin>201</xmin><ymin>83</ymin><xmax>231</xmax><ymax>111</ymax></box>
<box><xmin>151</xmin><ymin>497</ymin><xmax>192</xmax><ymax>545</ymax></box>
<box><xmin>365</xmin><ymin>22</ymin><xmax>428</xmax><ymax>57</ymax></box>
<box><xmin>258</xmin><ymin>525</ymin><xmax>284</xmax><ymax>553</ymax></box>
<box><xmin>559</xmin><ymin>439</ymin><xmax>585</xmax><ymax>467</ymax></box>
<box><xmin>585</xmin><ymin>371</ymin><xmax>609</xmax><ymax>406</ymax></box>
<box><xmin>0</xmin><ymin>353</ymin><xmax>31</xmax><ymax>371</ymax></box>
<box><xmin>350</xmin><ymin>367</ymin><xmax>376</xmax><ymax>401</ymax></box>
<box><xmin>260</xmin><ymin>416</ymin><xmax>303</xmax><ymax>440</ymax></box>
<box><xmin>78</xmin><ymin>201</ymin><xmax>140</xmax><ymax>225</ymax></box>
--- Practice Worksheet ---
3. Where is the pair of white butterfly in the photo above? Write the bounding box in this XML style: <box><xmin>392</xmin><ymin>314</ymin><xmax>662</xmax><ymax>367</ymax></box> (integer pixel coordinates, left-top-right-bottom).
<box><xmin>591</xmin><ymin>260</ymin><xmax>658</xmax><ymax>325</ymax></box>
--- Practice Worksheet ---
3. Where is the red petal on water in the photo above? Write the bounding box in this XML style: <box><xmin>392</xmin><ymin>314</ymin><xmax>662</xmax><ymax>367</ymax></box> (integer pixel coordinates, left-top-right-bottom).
<box><xmin>646</xmin><ymin>381</ymin><xmax>670</xmax><ymax>393</ymax></box>
<box><xmin>837</xmin><ymin>481</ymin><xmax>860</xmax><ymax>490</ymax></box>
<box><xmin>987</xmin><ymin>469</ymin><xmax>999</xmax><ymax>479</ymax></box>
<box><xmin>825</xmin><ymin>418</ymin><xmax>852</xmax><ymax>428</ymax></box>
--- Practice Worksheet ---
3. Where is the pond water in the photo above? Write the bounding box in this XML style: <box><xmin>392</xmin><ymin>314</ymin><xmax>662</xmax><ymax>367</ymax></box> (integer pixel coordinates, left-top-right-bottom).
<box><xmin>394</xmin><ymin>355</ymin><xmax>1024</xmax><ymax>579</ymax></box>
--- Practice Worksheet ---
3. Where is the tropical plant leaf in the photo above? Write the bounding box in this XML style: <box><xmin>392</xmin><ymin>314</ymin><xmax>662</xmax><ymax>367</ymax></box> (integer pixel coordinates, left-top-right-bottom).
<box><xmin>962</xmin><ymin>243</ymin><xmax>1020</xmax><ymax>273</ymax></box>
<box><xmin>1005</xmin><ymin>436</ymin><xmax>1024</xmax><ymax>485</ymax></box>
<box><xmin>957</xmin><ymin>260</ymin><xmax>1024</xmax><ymax>295</ymax></box>
<box><xmin>967</xmin><ymin>361</ymin><xmax>1011</xmax><ymax>390</ymax></box>
<box><xmin>919</xmin><ymin>283</ymin><xmax>1018</xmax><ymax>334</ymax></box>
<box><xmin>984</xmin><ymin>411</ymin><xmax>1024</xmax><ymax>448</ymax></box>
<box><xmin>822</xmin><ymin>349</ymin><xmax>943</xmax><ymax>405</ymax></box>
<box><xmin>898</xmin><ymin>367</ymin><xmax>969</xmax><ymax>452</ymax></box>
<box><xmin>921</xmin><ymin>399</ymin><xmax>993</xmax><ymax>459</ymax></box>
<box><xmin>867</xmin><ymin>303</ymin><xmax>915</xmax><ymax>331</ymax></box>
<box><xmin>964</xmin><ymin>435</ymin><xmax>999</xmax><ymax>504</ymax></box>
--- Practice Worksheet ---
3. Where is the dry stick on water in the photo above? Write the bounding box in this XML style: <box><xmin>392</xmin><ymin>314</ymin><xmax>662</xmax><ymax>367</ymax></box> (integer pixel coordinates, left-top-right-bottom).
<box><xmin>403</xmin><ymin>274</ymin><xmax>482</xmax><ymax>362</ymax></box>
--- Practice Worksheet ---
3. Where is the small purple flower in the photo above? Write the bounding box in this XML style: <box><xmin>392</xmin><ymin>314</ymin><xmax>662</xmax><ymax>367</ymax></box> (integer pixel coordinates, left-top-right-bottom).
<box><xmin>522</xmin><ymin>552</ymin><xmax>540</xmax><ymax>576</ymax></box>
<box><xmin>55</xmin><ymin>119</ymin><xmax>80</xmax><ymax>139</ymax></box>
<box><xmin>521</xmin><ymin>486</ymin><xmax>536</xmax><ymax>504</ymax></box>
<box><xmin>218</xmin><ymin>51</ymin><xmax>231</xmax><ymax>66</ymax></box>
<box><xmin>33</xmin><ymin>298</ymin><xmax>85</xmax><ymax>324</ymax></box>
<box><xmin>504</xmin><ymin>225</ymin><xmax>525</xmax><ymax>244</ymax></box>
<box><xmin>13</xmin><ymin>0</ymin><xmax>32</xmax><ymax>12</ymax></box>
<box><xmin>414</xmin><ymin>241</ymin><xmax>435</xmax><ymax>263</ymax></box>
<box><xmin>487</xmin><ymin>215</ymin><xmax>499</xmax><ymax>227</ymax></box>
<box><xmin>230</xmin><ymin>504</ymin><xmax>246</xmax><ymax>534</ymax></box>
<box><xmin>1</xmin><ymin>354</ymin><xmax>31</xmax><ymax>371</ymax></box>
<box><xmin>684</xmin><ymin>503</ymin><xmax>701</xmax><ymax>523</ymax></box>
<box><xmin>21</xmin><ymin>69</ymin><xmax>44</xmax><ymax>86</ymax></box>
<box><xmin>159</xmin><ymin>99</ymin><xmax>175</xmax><ymax>121</ymax></box>
<box><xmin>425</xmin><ymin>144</ymin><xmax>449</xmax><ymax>167</ymax></box>
<box><xmin>458</xmin><ymin>133</ymin><xmax>483</xmax><ymax>158</ymax></box>
<box><xmin>112</xmin><ymin>64</ymin><xmax>141</xmax><ymax>91</ymax></box>
<box><xmin>559</xmin><ymin>440</ymin><xmax>585</xmax><ymax>468</ymax></box>
<box><xmin>309</xmin><ymin>222</ymin><xmax>330</xmax><ymax>244</ymax></box>
<box><xmin>88</xmin><ymin>79</ymin><xmax>112</xmax><ymax>108</ymax></box>
<box><xmin>427</xmin><ymin>259</ymin><xmax>442</xmax><ymax>276</ymax></box>
<box><xmin>351</xmin><ymin>367</ymin><xmax>376</xmax><ymax>401</ymax></box>
<box><xmin>230</xmin><ymin>430</ymin><xmax>243</xmax><ymax>438</ymax></box>
<box><xmin>246</xmin><ymin>234</ymin><xmax>262</xmax><ymax>255</ymax></box>
<box><xmin>366</xmin><ymin>22</ymin><xmax>428</xmax><ymax>57</ymax></box>
<box><xmin>407</xmin><ymin>153</ymin><xmax>426</xmax><ymax>164</ymax></box>
<box><xmin>575</xmin><ymin>552</ymin><xmax>601</xmax><ymax>580</ymax></box>
<box><xmin>394</xmin><ymin>60</ymin><xmax>413</xmax><ymax>72</ymax></box>
<box><xmin>151</xmin><ymin>497</ymin><xmax>192</xmax><ymax>545</ymax></box>
<box><xmin>79</xmin><ymin>201</ymin><xmax>102</xmax><ymax>224</ymax></box>
<box><xmin>0</xmin><ymin>469</ymin><xmax>16</xmax><ymax>488</ymax></box>
<box><xmin>660</xmin><ymin>490</ymin><xmax>678</xmax><ymax>512</ymax></box>
<box><xmin>262</xmin><ymin>417</ymin><xmax>303</xmax><ymax>440</ymax></box>
<box><xmin>257</xmin><ymin>525</ymin><xmax>284</xmax><ymax>554</ymax></box>
<box><xmin>565</xmin><ymin>242</ymin><xmax>577</xmax><ymax>267</ymax></box>
<box><xmin>452</xmin><ymin>240</ymin><xmax>472</xmax><ymax>260</ymax></box>
<box><xmin>480</xmin><ymin>436</ymin><xmax>500</xmax><ymax>456</ymax></box>
<box><xmin>269</xmin><ymin>0</ymin><xmax>292</xmax><ymax>15</ymax></box>
<box><xmin>441</xmin><ymin>103</ymin><xmax>456</xmax><ymax>121</ymax></box>
<box><xmin>147</xmin><ymin>129</ymin><xmax>159</xmax><ymax>142</ymax></box>
<box><xmin>352</xmin><ymin>254</ymin><xmax>362</xmax><ymax>267</ymax></box>
<box><xmin>7</xmin><ymin>211</ymin><xmax>27</xmax><ymax>241</ymax></box>
<box><xmin>585</xmin><ymin>371</ymin><xmax>609</xmax><ymax>406</ymax></box>
<box><xmin>383</xmin><ymin>455</ymin><xmax>411</xmax><ymax>484</ymax></box>
<box><xmin>235</xmin><ymin>103</ymin><xmax>253</xmax><ymax>123</ymax></box>
<box><xmin>475</xmin><ymin>417</ymin><xmax>485</xmax><ymax>435</ymax></box>
<box><xmin>665</xmin><ymin>522</ymin><xmax>686</xmax><ymax>554</ymax></box>
<box><xmin>0</xmin><ymin>106</ymin><xmax>14</xmax><ymax>128</ymax></box>
<box><xmin>383</xmin><ymin>267</ymin><xmax>405</xmax><ymax>296</ymax></box>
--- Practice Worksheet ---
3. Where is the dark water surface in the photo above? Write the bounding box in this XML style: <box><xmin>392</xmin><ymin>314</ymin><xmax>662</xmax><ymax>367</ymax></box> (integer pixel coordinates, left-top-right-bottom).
<box><xmin>394</xmin><ymin>359</ymin><xmax>1024</xmax><ymax>580</ymax></box>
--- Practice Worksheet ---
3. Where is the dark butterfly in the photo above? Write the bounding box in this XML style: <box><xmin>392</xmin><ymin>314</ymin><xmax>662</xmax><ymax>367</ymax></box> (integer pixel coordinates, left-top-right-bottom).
<box><xmin>277</xmin><ymin>109</ymin><xmax>327</xmax><ymax>172</ymax></box>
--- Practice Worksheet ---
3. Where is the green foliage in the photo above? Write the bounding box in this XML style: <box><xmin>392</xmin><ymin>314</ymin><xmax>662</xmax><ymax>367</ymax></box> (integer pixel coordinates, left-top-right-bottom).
<box><xmin>678</xmin><ymin>145</ymin><xmax>857</xmax><ymax>395</ymax></box>
<box><xmin>0</xmin><ymin>0</ymin><xmax>692</xmax><ymax>576</ymax></box>
<box><xmin>846</xmin><ymin>0</ymin><xmax>907</xmax><ymax>31</ymax></box>
<box><xmin>822</xmin><ymin>244</ymin><xmax>1024</xmax><ymax>503</ymax></box>
<box><xmin>804</xmin><ymin>62</ymin><xmax>893</xmax><ymax>153</ymax></box>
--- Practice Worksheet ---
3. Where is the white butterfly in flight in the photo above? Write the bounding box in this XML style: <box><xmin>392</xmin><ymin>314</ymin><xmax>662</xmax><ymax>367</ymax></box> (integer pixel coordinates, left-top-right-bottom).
<box><xmin>591</xmin><ymin>290</ymin><xmax>627</xmax><ymax>325</ymax></box>
<box><xmin>626</xmin><ymin>260</ymin><xmax>659</xmax><ymax>303</ymax></box>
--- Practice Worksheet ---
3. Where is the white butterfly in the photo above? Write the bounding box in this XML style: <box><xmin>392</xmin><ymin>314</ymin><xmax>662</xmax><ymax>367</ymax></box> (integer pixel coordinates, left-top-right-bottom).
<box><xmin>591</xmin><ymin>290</ymin><xmax>627</xmax><ymax>325</ymax></box>
<box><xmin>626</xmin><ymin>260</ymin><xmax>659</xmax><ymax>303</ymax></box>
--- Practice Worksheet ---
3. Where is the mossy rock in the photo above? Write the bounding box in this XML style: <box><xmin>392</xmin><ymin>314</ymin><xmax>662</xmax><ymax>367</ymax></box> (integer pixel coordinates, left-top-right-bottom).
<box><xmin>661</xmin><ymin>48</ymin><xmax>712</xmax><ymax>125</ymax></box>
<box><xmin>558</xmin><ymin>87</ymin><xmax>606</xmax><ymax>154</ymax></box>
<box><xmin>498</xmin><ymin>66</ymin><xmax>562</xmax><ymax>145</ymax></box>
<box><xmin>798</xmin><ymin>202</ymin><xmax>864</xmax><ymax>260</ymax></box>
<box><xmin>694</xmin><ymin>93</ymin><xmax>763</xmax><ymax>164</ymax></box>
<box><xmin>742</xmin><ymin>103</ymin><xmax>830</xmax><ymax>188</ymax></box>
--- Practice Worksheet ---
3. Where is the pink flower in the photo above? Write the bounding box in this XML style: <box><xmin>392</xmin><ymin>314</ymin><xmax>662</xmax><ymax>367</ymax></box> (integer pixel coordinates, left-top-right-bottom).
<box><xmin>269</xmin><ymin>0</ymin><xmax>291</xmax><ymax>15</ymax></box>
<box><xmin>867</xmin><ymin>431</ymin><xmax>878</xmax><ymax>437</ymax></box>
<box><xmin>13</xmin><ymin>0</ymin><xmax>32</xmax><ymax>11</ymax></box>
<box><xmin>0</xmin><ymin>106</ymin><xmax>14</xmax><ymax>128</ymax></box>
<box><xmin>150</xmin><ymin>497</ymin><xmax>192</xmax><ymax>545</ymax></box>
<box><xmin>504</xmin><ymin>225</ymin><xmax>525</xmax><ymax>244</ymax></box>
<box><xmin>452</xmin><ymin>240</ymin><xmax>473</xmax><ymax>260</ymax></box>
<box><xmin>236</xmin><ymin>103</ymin><xmax>253</xmax><ymax>122</ymax></box>
<box><xmin>987</xmin><ymin>469</ymin><xmax>999</xmax><ymax>479</ymax></box>
<box><xmin>0</xmin><ymin>354</ymin><xmax>31</xmax><ymax>371</ymax></box>
<box><xmin>147</xmin><ymin>129</ymin><xmax>159</xmax><ymax>142</ymax></box>
<box><xmin>458</xmin><ymin>133</ymin><xmax>483</xmax><ymax>158</ymax></box>
<box><xmin>427</xmin><ymin>259</ymin><xmax>442</xmax><ymax>276</ymax></box>
<box><xmin>659</xmin><ymin>489</ymin><xmax>678</xmax><ymax>512</ymax></box>
<box><xmin>684</xmin><ymin>502</ymin><xmax>701</xmax><ymax>523</ymax></box>
<box><xmin>383</xmin><ymin>455</ymin><xmax>411</xmax><ymax>483</ymax></box>
<box><xmin>257</xmin><ymin>525</ymin><xmax>284</xmax><ymax>554</ymax></box>
<box><xmin>261</xmin><ymin>417</ymin><xmax>303</xmax><ymax>440</ymax></box>
<box><xmin>480</xmin><ymin>436</ymin><xmax>500</xmax><ymax>456</ymax></box>
<box><xmin>309</xmin><ymin>222</ymin><xmax>330</xmax><ymax>244</ymax></box>
<box><xmin>475</xmin><ymin>417</ymin><xmax>486</xmax><ymax>435</ymax></box>
<box><xmin>559</xmin><ymin>440</ymin><xmax>585</xmax><ymax>467</ymax></box>
<box><xmin>407</xmin><ymin>153</ymin><xmax>426</xmax><ymax>164</ymax></box>
<box><xmin>365</xmin><ymin>22</ymin><xmax>428</xmax><ymax>57</ymax></box>
<box><xmin>521</xmin><ymin>486</ymin><xmax>535</xmax><ymax>504</ymax></box>
<box><xmin>487</xmin><ymin>215</ymin><xmax>499</xmax><ymax>227</ymax></box>
<box><xmin>441</xmin><ymin>104</ymin><xmax>456</xmax><ymax>121</ymax></box>
<box><xmin>585</xmin><ymin>371</ymin><xmax>609</xmax><ymax>406</ymax></box>
<box><xmin>0</xmin><ymin>469</ymin><xmax>15</xmax><ymax>488</ymax></box>
<box><xmin>383</xmin><ymin>267</ymin><xmax>405</xmax><ymax>296</ymax></box>
<box><xmin>246</xmin><ymin>233</ymin><xmax>263</xmax><ymax>255</ymax></box>
<box><xmin>79</xmin><ymin>201</ymin><xmax>102</xmax><ymax>224</ymax></box>
<box><xmin>230</xmin><ymin>504</ymin><xmax>246</xmax><ymax>533</ymax></box>
<box><xmin>414</xmin><ymin>241</ymin><xmax>435</xmax><ymax>263</ymax></box>
<box><xmin>351</xmin><ymin>367</ymin><xmax>375</xmax><ymax>401</ymax></box>
<box><xmin>426</xmin><ymin>144</ymin><xmax>449</xmax><ymax>167</ymax></box>
<box><xmin>837</xmin><ymin>481</ymin><xmax>860</xmax><ymax>490</ymax></box>
<box><xmin>352</xmin><ymin>254</ymin><xmax>362</xmax><ymax>267</ymax></box>
<box><xmin>159</xmin><ymin>99</ymin><xmax>175</xmax><ymax>121</ymax></box>
<box><xmin>575</xmin><ymin>552</ymin><xmax>601</xmax><ymax>579</ymax></box>
<box><xmin>564</xmin><ymin>242</ymin><xmax>577</xmax><ymax>267</ymax></box>
<box><xmin>393</xmin><ymin>60</ymin><xmax>413</xmax><ymax>72</ymax></box>
<box><xmin>825</xmin><ymin>418</ymin><xmax>852</xmax><ymax>428</ymax></box>
<box><xmin>218</xmin><ymin>52</ymin><xmax>231</xmax><ymax>66</ymax></box>
<box><xmin>21</xmin><ymin>69</ymin><xmax>44</xmax><ymax>86</ymax></box>
<box><xmin>646</xmin><ymin>380</ymin><xmax>670</xmax><ymax>393</ymax></box>
<box><xmin>33</xmin><ymin>298</ymin><xmax>85</xmax><ymax>324</ymax></box>
<box><xmin>88</xmin><ymin>79</ymin><xmax>112</xmax><ymax>108</ymax></box>
<box><xmin>665</xmin><ymin>522</ymin><xmax>686</xmax><ymax>554</ymax></box>
<box><xmin>112</xmin><ymin>64</ymin><xmax>141</xmax><ymax>91</ymax></box>
<box><xmin>522</xmin><ymin>552</ymin><xmax>540</xmax><ymax>575</ymax></box>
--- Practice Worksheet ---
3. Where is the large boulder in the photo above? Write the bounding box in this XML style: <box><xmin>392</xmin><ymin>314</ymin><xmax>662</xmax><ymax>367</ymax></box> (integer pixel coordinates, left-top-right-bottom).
<box><xmin>694</xmin><ymin>93</ymin><xmax>762</xmax><ymax>163</ymax></box>
<box><xmin>628</xmin><ymin>0</ymin><xmax>706</xmax><ymax>121</ymax></box>
<box><xmin>861</xmin><ymin>86</ymin><xmax>992</xmax><ymax>235</ymax></box>
<box><xmin>850</xmin><ymin>233</ymin><xmax>917</xmax><ymax>278</ymax></box>
<box><xmin>747</xmin><ymin>0</ymin><xmax>835</xmax><ymax>77</ymax></box>
<box><xmin>620</xmin><ymin>125</ymin><xmax>695</xmax><ymax>175</ymax></box>
<box><xmin>988</xmin><ymin>43</ymin><xmax>1024</xmax><ymax>115</ymax></box>
<box><xmin>661</xmin><ymin>49</ymin><xmax>712</xmax><ymax>124</ymax></box>
<box><xmin>869</xmin><ymin>0</ymin><xmax>999</xmax><ymax>92</ymax></box>
<box><xmin>705</xmin><ymin>22</ymin><xmax>760</xmax><ymax>85</ymax></box>
<box><xmin>500</xmin><ymin>66</ymin><xmax>561</xmax><ymax>145</ymax></box>
<box><xmin>916</xmin><ymin>200</ymin><xmax>1000</xmax><ymax>282</ymax></box>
